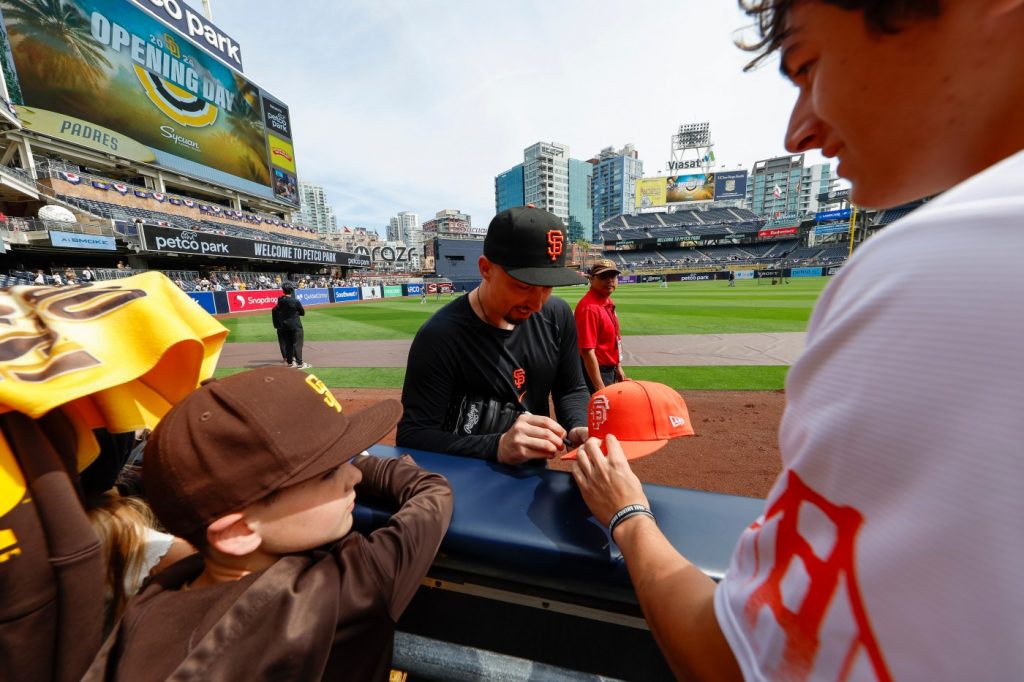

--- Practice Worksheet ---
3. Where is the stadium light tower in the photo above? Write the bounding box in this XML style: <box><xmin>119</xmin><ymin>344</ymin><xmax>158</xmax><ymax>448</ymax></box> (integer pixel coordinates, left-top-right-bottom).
<box><xmin>668</xmin><ymin>122</ymin><xmax>715</xmax><ymax>176</ymax></box>
<box><xmin>201</xmin><ymin>0</ymin><xmax>214</xmax><ymax>20</ymax></box>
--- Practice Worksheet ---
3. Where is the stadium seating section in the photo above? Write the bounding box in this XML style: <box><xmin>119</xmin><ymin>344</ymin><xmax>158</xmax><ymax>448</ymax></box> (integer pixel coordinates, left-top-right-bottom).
<box><xmin>32</xmin><ymin>160</ymin><xmax>325</xmax><ymax>249</ymax></box>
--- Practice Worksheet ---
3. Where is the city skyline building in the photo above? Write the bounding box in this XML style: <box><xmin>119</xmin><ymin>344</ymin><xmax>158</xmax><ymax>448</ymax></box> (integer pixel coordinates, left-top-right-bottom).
<box><xmin>388</xmin><ymin>210</ymin><xmax>422</xmax><ymax>270</ymax></box>
<box><xmin>495</xmin><ymin>164</ymin><xmax>525</xmax><ymax>215</ymax></box>
<box><xmin>567</xmin><ymin>158</ymin><xmax>593</xmax><ymax>243</ymax></box>
<box><xmin>747</xmin><ymin>154</ymin><xmax>805</xmax><ymax>220</ymax></box>
<box><xmin>523</xmin><ymin>142</ymin><xmax>569</xmax><ymax>223</ymax></box>
<box><xmin>495</xmin><ymin>141</ymin><xmax>596</xmax><ymax>243</ymax></box>
<box><xmin>298</xmin><ymin>179</ymin><xmax>337</xmax><ymax>233</ymax></box>
<box><xmin>798</xmin><ymin>163</ymin><xmax>836</xmax><ymax>216</ymax></box>
<box><xmin>422</xmin><ymin>208</ymin><xmax>477</xmax><ymax>235</ymax></box>
<box><xmin>588</xmin><ymin>144</ymin><xmax>643</xmax><ymax>238</ymax></box>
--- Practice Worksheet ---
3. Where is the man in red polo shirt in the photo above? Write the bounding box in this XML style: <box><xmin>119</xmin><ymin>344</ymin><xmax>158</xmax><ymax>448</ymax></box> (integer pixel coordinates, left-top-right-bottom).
<box><xmin>574</xmin><ymin>259</ymin><xmax>626</xmax><ymax>393</ymax></box>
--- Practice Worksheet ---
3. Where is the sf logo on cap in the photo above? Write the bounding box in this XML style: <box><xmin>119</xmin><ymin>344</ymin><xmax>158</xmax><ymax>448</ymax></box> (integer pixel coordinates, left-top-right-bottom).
<box><xmin>546</xmin><ymin>230</ymin><xmax>564</xmax><ymax>262</ymax></box>
<box><xmin>590</xmin><ymin>395</ymin><xmax>610</xmax><ymax>428</ymax></box>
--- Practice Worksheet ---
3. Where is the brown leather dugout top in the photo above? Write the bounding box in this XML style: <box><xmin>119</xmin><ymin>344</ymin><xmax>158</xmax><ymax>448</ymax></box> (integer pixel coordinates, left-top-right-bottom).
<box><xmin>84</xmin><ymin>454</ymin><xmax>452</xmax><ymax>681</ymax></box>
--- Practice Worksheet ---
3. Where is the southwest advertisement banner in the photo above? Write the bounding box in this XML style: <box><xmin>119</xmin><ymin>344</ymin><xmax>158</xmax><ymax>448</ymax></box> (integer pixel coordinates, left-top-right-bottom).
<box><xmin>139</xmin><ymin>224</ymin><xmax>362</xmax><ymax>266</ymax></box>
<box><xmin>50</xmin><ymin>230</ymin><xmax>117</xmax><ymax>250</ymax></box>
<box><xmin>332</xmin><ymin>287</ymin><xmax>360</xmax><ymax>302</ymax></box>
<box><xmin>186</xmin><ymin>291</ymin><xmax>217</xmax><ymax>314</ymax></box>
<box><xmin>713</xmin><ymin>170</ymin><xmax>748</xmax><ymax>201</ymax></box>
<box><xmin>0</xmin><ymin>0</ymin><xmax>297</xmax><ymax>205</ymax></box>
<box><xmin>758</xmin><ymin>226</ymin><xmax>798</xmax><ymax>238</ymax></box>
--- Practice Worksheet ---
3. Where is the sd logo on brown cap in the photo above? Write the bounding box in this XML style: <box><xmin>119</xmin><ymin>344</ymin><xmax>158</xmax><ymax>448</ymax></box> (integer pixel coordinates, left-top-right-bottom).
<box><xmin>144</xmin><ymin>367</ymin><xmax>401</xmax><ymax>545</ymax></box>
<box><xmin>484</xmin><ymin>206</ymin><xmax>583</xmax><ymax>287</ymax></box>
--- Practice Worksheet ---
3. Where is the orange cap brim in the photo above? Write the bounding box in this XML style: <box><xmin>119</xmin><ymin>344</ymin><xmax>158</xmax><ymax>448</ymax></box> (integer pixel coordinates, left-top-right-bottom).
<box><xmin>561</xmin><ymin>439</ymin><xmax>669</xmax><ymax>461</ymax></box>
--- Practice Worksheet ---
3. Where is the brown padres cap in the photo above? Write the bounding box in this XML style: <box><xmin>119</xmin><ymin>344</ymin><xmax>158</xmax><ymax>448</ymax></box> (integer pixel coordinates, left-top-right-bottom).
<box><xmin>144</xmin><ymin>367</ymin><xmax>401</xmax><ymax>544</ymax></box>
<box><xmin>587</xmin><ymin>259</ymin><xmax>621</xmax><ymax>277</ymax></box>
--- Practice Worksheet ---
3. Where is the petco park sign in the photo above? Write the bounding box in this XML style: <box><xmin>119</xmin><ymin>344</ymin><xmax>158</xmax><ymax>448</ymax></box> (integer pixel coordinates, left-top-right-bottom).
<box><xmin>139</xmin><ymin>224</ymin><xmax>364</xmax><ymax>266</ymax></box>
<box><xmin>130</xmin><ymin>0</ymin><xmax>243</xmax><ymax>70</ymax></box>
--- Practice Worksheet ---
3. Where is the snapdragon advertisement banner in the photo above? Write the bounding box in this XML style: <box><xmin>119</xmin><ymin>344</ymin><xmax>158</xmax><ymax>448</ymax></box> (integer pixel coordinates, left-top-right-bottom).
<box><xmin>227</xmin><ymin>290</ymin><xmax>280</xmax><ymax>313</ymax></box>
<box><xmin>1</xmin><ymin>0</ymin><xmax>297</xmax><ymax>205</ymax></box>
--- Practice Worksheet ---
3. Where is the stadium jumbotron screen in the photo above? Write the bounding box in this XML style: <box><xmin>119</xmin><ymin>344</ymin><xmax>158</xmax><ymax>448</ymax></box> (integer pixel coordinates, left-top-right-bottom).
<box><xmin>0</xmin><ymin>0</ymin><xmax>299</xmax><ymax>206</ymax></box>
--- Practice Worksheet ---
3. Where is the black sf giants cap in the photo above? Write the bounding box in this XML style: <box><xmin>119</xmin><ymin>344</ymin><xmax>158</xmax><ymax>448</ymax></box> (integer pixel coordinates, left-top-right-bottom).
<box><xmin>484</xmin><ymin>206</ymin><xmax>583</xmax><ymax>286</ymax></box>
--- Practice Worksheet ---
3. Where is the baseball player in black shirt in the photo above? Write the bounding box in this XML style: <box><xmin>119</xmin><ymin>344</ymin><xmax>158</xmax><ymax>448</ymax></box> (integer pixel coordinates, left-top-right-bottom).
<box><xmin>398</xmin><ymin>206</ymin><xmax>590</xmax><ymax>465</ymax></box>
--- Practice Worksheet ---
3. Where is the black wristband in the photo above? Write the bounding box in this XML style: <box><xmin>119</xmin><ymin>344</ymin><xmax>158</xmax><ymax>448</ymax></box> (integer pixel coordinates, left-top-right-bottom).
<box><xmin>608</xmin><ymin>504</ymin><xmax>655</xmax><ymax>539</ymax></box>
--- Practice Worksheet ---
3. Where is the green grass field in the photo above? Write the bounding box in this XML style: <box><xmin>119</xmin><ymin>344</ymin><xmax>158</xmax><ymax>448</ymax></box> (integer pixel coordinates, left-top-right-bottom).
<box><xmin>215</xmin><ymin>278</ymin><xmax>831</xmax><ymax>390</ymax></box>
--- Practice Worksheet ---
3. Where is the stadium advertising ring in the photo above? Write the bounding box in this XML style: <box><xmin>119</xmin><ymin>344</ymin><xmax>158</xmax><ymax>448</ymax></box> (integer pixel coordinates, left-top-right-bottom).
<box><xmin>139</xmin><ymin>224</ymin><xmax>363</xmax><ymax>266</ymax></box>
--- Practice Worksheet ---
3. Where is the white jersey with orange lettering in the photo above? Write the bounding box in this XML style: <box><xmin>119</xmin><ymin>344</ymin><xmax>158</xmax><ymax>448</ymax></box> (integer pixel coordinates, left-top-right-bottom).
<box><xmin>714</xmin><ymin>150</ymin><xmax>1024</xmax><ymax>681</ymax></box>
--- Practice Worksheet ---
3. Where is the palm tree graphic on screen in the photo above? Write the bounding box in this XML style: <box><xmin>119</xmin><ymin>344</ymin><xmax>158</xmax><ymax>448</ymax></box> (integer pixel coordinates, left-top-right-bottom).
<box><xmin>2</xmin><ymin>0</ymin><xmax>111</xmax><ymax>90</ymax></box>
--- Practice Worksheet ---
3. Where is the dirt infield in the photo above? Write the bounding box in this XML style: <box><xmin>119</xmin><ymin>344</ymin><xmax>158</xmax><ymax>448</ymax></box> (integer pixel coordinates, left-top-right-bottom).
<box><xmin>333</xmin><ymin>387</ymin><xmax>785</xmax><ymax>499</ymax></box>
<box><xmin>222</xmin><ymin>332</ymin><xmax>793</xmax><ymax>498</ymax></box>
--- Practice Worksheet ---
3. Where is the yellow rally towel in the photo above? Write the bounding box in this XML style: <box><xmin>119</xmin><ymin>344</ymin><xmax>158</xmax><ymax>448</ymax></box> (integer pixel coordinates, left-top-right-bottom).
<box><xmin>0</xmin><ymin>272</ymin><xmax>228</xmax><ymax>469</ymax></box>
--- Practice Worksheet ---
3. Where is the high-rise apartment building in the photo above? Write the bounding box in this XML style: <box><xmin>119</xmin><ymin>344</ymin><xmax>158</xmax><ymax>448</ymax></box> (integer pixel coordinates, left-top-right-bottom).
<box><xmin>298</xmin><ymin>180</ymin><xmax>337</xmax><ymax>233</ymax></box>
<box><xmin>388</xmin><ymin>211</ymin><xmax>422</xmax><ymax>269</ymax></box>
<box><xmin>495</xmin><ymin>165</ymin><xmax>525</xmax><ymax>215</ymax></box>
<box><xmin>567</xmin><ymin>159</ymin><xmax>593</xmax><ymax>243</ymax></box>
<box><xmin>589</xmin><ymin>144</ymin><xmax>643</xmax><ymax>237</ymax></box>
<box><xmin>798</xmin><ymin>163</ymin><xmax>836</xmax><ymax>216</ymax></box>
<box><xmin>495</xmin><ymin>142</ymin><xmax>594</xmax><ymax>242</ymax></box>
<box><xmin>523</xmin><ymin>142</ymin><xmax>569</xmax><ymax>222</ymax></box>
<box><xmin>748</xmin><ymin>154</ymin><xmax>804</xmax><ymax>219</ymax></box>
<box><xmin>422</xmin><ymin>209</ymin><xmax>475</xmax><ymax>235</ymax></box>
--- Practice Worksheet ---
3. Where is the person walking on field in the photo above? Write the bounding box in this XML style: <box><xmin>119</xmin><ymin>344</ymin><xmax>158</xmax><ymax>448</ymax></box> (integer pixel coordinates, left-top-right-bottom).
<box><xmin>273</xmin><ymin>281</ymin><xmax>310</xmax><ymax>369</ymax></box>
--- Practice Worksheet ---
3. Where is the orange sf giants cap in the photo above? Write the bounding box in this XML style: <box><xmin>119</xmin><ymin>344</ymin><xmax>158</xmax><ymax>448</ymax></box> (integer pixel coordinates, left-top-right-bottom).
<box><xmin>563</xmin><ymin>380</ymin><xmax>694</xmax><ymax>460</ymax></box>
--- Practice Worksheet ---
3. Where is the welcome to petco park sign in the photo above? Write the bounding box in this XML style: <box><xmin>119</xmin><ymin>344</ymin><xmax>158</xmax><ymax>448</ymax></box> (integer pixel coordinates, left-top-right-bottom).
<box><xmin>139</xmin><ymin>224</ymin><xmax>363</xmax><ymax>266</ymax></box>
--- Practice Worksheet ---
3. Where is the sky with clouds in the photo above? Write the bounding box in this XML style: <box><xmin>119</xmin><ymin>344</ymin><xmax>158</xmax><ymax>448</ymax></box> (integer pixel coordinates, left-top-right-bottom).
<box><xmin>200</xmin><ymin>0</ymin><xmax>827</xmax><ymax>234</ymax></box>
